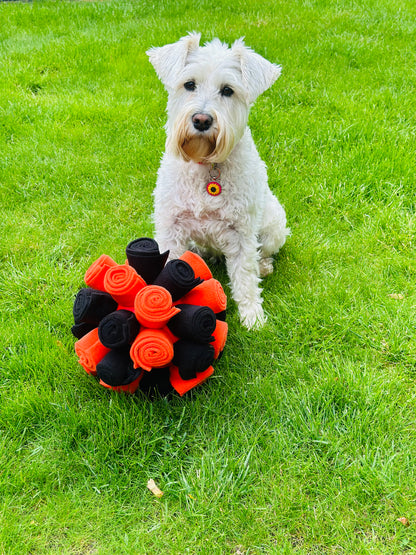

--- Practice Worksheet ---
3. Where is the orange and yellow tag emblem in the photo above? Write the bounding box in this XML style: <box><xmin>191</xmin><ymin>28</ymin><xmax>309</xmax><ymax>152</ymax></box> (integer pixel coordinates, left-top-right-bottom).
<box><xmin>206</xmin><ymin>181</ymin><xmax>222</xmax><ymax>196</ymax></box>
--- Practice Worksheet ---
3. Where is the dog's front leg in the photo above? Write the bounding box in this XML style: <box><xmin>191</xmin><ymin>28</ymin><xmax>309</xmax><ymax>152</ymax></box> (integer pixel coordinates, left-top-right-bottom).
<box><xmin>154</xmin><ymin>218</ymin><xmax>189</xmax><ymax>260</ymax></box>
<box><xmin>222</xmin><ymin>232</ymin><xmax>265</xmax><ymax>329</ymax></box>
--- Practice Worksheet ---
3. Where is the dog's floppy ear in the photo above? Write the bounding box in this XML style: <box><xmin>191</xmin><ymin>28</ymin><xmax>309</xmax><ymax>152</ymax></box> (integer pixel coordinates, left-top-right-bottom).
<box><xmin>147</xmin><ymin>32</ymin><xmax>201</xmax><ymax>90</ymax></box>
<box><xmin>232</xmin><ymin>38</ymin><xmax>281</xmax><ymax>104</ymax></box>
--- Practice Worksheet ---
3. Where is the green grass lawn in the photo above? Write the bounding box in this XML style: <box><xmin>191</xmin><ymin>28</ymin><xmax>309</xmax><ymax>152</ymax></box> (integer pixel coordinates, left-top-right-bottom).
<box><xmin>1</xmin><ymin>0</ymin><xmax>415</xmax><ymax>553</ymax></box>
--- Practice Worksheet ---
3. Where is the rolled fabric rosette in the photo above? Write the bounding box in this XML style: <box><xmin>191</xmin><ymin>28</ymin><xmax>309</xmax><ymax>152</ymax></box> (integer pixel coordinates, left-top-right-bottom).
<box><xmin>73</xmin><ymin>288</ymin><xmax>118</xmax><ymax>325</ymax></box>
<box><xmin>153</xmin><ymin>259</ymin><xmax>202</xmax><ymax>301</ymax></box>
<box><xmin>179</xmin><ymin>251</ymin><xmax>212</xmax><ymax>281</ymax></box>
<box><xmin>126</xmin><ymin>238</ymin><xmax>169</xmax><ymax>284</ymax></box>
<box><xmin>167</xmin><ymin>304</ymin><xmax>216</xmax><ymax>343</ymax></box>
<box><xmin>129</xmin><ymin>327</ymin><xmax>174</xmax><ymax>371</ymax></box>
<box><xmin>98</xmin><ymin>310</ymin><xmax>140</xmax><ymax>349</ymax></box>
<box><xmin>96</xmin><ymin>349</ymin><xmax>142</xmax><ymax>388</ymax></box>
<box><xmin>211</xmin><ymin>319</ymin><xmax>228</xmax><ymax>359</ymax></box>
<box><xmin>134</xmin><ymin>285</ymin><xmax>180</xmax><ymax>329</ymax></box>
<box><xmin>104</xmin><ymin>264</ymin><xmax>146</xmax><ymax>307</ymax></box>
<box><xmin>172</xmin><ymin>340</ymin><xmax>215</xmax><ymax>380</ymax></box>
<box><xmin>74</xmin><ymin>327</ymin><xmax>110</xmax><ymax>376</ymax></box>
<box><xmin>177</xmin><ymin>278</ymin><xmax>227</xmax><ymax>315</ymax></box>
<box><xmin>84</xmin><ymin>254</ymin><xmax>118</xmax><ymax>291</ymax></box>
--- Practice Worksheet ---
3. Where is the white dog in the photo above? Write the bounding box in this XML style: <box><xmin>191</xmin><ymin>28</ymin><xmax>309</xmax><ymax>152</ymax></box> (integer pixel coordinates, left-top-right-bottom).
<box><xmin>147</xmin><ymin>33</ymin><xmax>290</xmax><ymax>329</ymax></box>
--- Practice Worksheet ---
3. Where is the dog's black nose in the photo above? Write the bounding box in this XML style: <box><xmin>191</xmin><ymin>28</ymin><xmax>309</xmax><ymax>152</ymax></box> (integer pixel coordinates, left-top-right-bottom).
<box><xmin>192</xmin><ymin>113</ymin><xmax>213</xmax><ymax>132</ymax></box>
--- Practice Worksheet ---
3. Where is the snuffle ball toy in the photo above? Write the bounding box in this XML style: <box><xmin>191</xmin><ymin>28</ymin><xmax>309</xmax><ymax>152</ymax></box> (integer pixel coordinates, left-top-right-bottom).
<box><xmin>71</xmin><ymin>238</ymin><xmax>228</xmax><ymax>396</ymax></box>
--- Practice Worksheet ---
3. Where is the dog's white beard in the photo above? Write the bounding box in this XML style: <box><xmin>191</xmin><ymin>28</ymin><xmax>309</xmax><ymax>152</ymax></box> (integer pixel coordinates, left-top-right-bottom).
<box><xmin>166</xmin><ymin>112</ymin><xmax>238</xmax><ymax>164</ymax></box>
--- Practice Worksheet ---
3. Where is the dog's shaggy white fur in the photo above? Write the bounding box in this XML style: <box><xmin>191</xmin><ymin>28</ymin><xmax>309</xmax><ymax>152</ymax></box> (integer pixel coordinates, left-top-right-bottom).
<box><xmin>147</xmin><ymin>33</ymin><xmax>290</xmax><ymax>329</ymax></box>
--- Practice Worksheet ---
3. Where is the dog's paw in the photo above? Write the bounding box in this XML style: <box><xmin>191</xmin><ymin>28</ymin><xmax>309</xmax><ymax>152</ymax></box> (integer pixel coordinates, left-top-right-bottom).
<box><xmin>239</xmin><ymin>304</ymin><xmax>267</xmax><ymax>330</ymax></box>
<box><xmin>259</xmin><ymin>257</ymin><xmax>274</xmax><ymax>278</ymax></box>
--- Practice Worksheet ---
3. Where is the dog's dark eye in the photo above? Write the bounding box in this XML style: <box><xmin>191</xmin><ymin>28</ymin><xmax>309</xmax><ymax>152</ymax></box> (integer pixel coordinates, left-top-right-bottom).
<box><xmin>220</xmin><ymin>86</ymin><xmax>234</xmax><ymax>97</ymax></box>
<box><xmin>184</xmin><ymin>80</ymin><xmax>196</xmax><ymax>91</ymax></box>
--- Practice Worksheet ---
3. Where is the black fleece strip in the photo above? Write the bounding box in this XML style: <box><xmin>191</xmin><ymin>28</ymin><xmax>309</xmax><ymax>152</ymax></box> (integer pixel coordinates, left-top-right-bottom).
<box><xmin>73</xmin><ymin>288</ymin><xmax>118</xmax><ymax>325</ymax></box>
<box><xmin>96</xmin><ymin>349</ymin><xmax>141</xmax><ymax>386</ymax></box>
<box><xmin>126</xmin><ymin>238</ymin><xmax>169</xmax><ymax>284</ymax></box>
<box><xmin>98</xmin><ymin>310</ymin><xmax>140</xmax><ymax>349</ymax></box>
<box><xmin>168</xmin><ymin>304</ymin><xmax>216</xmax><ymax>343</ymax></box>
<box><xmin>139</xmin><ymin>366</ymin><xmax>174</xmax><ymax>397</ymax></box>
<box><xmin>71</xmin><ymin>322</ymin><xmax>96</xmax><ymax>339</ymax></box>
<box><xmin>172</xmin><ymin>340</ymin><xmax>215</xmax><ymax>380</ymax></box>
<box><xmin>152</xmin><ymin>260</ymin><xmax>202</xmax><ymax>301</ymax></box>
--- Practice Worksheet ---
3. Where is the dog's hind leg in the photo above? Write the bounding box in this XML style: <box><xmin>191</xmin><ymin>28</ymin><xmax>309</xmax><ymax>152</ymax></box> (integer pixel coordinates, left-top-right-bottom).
<box><xmin>258</xmin><ymin>191</ymin><xmax>290</xmax><ymax>277</ymax></box>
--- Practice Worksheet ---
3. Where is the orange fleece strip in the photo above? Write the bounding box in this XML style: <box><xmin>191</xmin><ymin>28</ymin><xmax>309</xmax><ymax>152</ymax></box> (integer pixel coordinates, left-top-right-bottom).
<box><xmin>179</xmin><ymin>251</ymin><xmax>213</xmax><ymax>281</ymax></box>
<box><xmin>176</xmin><ymin>278</ymin><xmax>227</xmax><ymax>313</ymax></box>
<box><xmin>211</xmin><ymin>320</ymin><xmax>228</xmax><ymax>359</ymax></box>
<box><xmin>99</xmin><ymin>374</ymin><xmax>143</xmax><ymax>394</ymax></box>
<box><xmin>134</xmin><ymin>285</ymin><xmax>180</xmax><ymax>328</ymax></box>
<box><xmin>84</xmin><ymin>254</ymin><xmax>118</xmax><ymax>291</ymax></box>
<box><xmin>74</xmin><ymin>327</ymin><xmax>110</xmax><ymax>376</ymax></box>
<box><xmin>104</xmin><ymin>264</ymin><xmax>146</xmax><ymax>307</ymax></box>
<box><xmin>169</xmin><ymin>365</ymin><xmax>214</xmax><ymax>396</ymax></box>
<box><xmin>129</xmin><ymin>327</ymin><xmax>174</xmax><ymax>371</ymax></box>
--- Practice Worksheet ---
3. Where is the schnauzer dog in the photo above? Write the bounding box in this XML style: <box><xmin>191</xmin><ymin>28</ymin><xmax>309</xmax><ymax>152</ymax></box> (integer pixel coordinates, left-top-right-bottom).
<box><xmin>147</xmin><ymin>33</ymin><xmax>290</xmax><ymax>329</ymax></box>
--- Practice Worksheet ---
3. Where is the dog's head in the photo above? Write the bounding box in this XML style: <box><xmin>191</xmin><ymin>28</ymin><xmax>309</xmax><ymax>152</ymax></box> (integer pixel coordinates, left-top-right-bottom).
<box><xmin>147</xmin><ymin>33</ymin><xmax>281</xmax><ymax>164</ymax></box>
